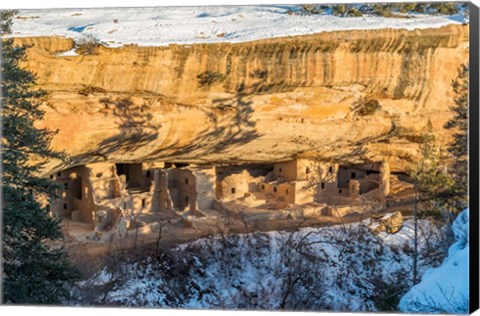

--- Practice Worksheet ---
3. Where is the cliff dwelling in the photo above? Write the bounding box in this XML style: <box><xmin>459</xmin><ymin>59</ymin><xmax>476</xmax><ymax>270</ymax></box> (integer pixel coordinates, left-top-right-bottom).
<box><xmin>47</xmin><ymin>157</ymin><xmax>413</xmax><ymax>240</ymax></box>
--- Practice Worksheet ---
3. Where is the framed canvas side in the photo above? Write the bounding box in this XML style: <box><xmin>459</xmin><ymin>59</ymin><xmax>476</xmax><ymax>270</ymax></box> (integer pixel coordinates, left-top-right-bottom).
<box><xmin>469</xmin><ymin>1</ymin><xmax>480</xmax><ymax>313</ymax></box>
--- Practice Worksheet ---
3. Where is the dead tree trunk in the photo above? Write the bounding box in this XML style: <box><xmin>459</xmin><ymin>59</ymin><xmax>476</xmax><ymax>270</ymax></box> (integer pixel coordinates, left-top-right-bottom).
<box><xmin>413</xmin><ymin>182</ymin><xmax>419</xmax><ymax>285</ymax></box>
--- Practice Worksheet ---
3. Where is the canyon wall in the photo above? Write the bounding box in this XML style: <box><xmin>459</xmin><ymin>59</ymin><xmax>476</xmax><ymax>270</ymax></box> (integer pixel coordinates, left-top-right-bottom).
<box><xmin>14</xmin><ymin>24</ymin><xmax>469</xmax><ymax>173</ymax></box>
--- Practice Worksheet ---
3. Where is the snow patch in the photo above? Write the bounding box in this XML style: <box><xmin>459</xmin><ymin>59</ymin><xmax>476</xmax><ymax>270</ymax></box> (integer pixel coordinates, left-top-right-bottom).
<box><xmin>72</xmin><ymin>218</ymin><xmax>450</xmax><ymax>311</ymax></box>
<box><xmin>10</xmin><ymin>6</ymin><xmax>464</xmax><ymax>47</ymax></box>
<box><xmin>399</xmin><ymin>209</ymin><xmax>469</xmax><ymax>314</ymax></box>
<box><xmin>56</xmin><ymin>48</ymin><xmax>79</xmax><ymax>56</ymax></box>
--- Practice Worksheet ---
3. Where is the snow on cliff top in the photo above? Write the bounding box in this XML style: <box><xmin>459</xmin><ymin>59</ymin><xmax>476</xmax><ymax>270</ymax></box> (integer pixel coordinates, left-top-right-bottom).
<box><xmin>9</xmin><ymin>6</ymin><xmax>465</xmax><ymax>47</ymax></box>
<box><xmin>399</xmin><ymin>209</ymin><xmax>469</xmax><ymax>314</ymax></box>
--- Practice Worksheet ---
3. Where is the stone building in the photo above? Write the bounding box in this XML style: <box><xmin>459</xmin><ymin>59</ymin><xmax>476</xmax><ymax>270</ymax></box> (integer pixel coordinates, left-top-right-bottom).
<box><xmin>216</xmin><ymin>158</ymin><xmax>391</xmax><ymax>208</ymax></box>
<box><xmin>48</xmin><ymin>158</ymin><xmax>392</xmax><ymax>236</ymax></box>
<box><xmin>155</xmin><ymin>165</ymin><xmax>216</xmax><ymax>214</ymax></box>
<box><xmin>49</xmin><ymin>164</ymin><xmax>98</xmax><ymax>224</ymax></box>
<box><xmin>49</xmin><ymin>162</ymin><xmax>218</xmax><ymax>234</ymax></box>
<box><xmin>49</xmin><ymin>162</ymin><xmax>162</xmax><ymax>230</ymax></box>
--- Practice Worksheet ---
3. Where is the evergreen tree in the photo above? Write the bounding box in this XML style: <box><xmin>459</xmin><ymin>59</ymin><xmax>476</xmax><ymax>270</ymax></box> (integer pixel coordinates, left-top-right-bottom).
<box><xmin>444</xmin><ymin>64</ymin><xmax>469</xmax><ymax>212</ymax></box>
<box><xmin>1</xmin><ymin>10</ymin><xmax>79</xmax><ymax>304</ymax></box>
<box><xmin>408</xmin><ymin>121</ymin><xmax>454</xmax><ymax>284</ymax></box>
<box><xmin>410</xmin><ymin>121</ymin><xmax>454</xmax><ymax>211</ymax></box>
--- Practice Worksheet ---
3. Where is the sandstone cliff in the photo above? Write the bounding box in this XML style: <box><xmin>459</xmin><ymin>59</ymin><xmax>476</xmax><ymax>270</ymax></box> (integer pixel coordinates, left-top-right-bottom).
<box><xmin>13</xmin><ymin>24</ymin><xmax>469</xmax><ymax>174</ymax></box>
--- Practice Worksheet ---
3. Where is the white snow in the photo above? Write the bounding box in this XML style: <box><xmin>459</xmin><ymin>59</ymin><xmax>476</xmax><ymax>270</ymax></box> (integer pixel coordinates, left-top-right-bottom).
<box><xmin>72</xmin><ymin>218</ymin><xmax>452</xmax><ymax>311</ymax></box>
<box><xmin>399</xmin><ymin>209</ymin><xmax>469</xmax><ymax>314</ymax></box>
<box><xmin>9</xmin><ymin>6</ymin><xmax>464</xmax><ymax>47</ymax></box>
<box><xmin>55</xmin><ymin>48</ymin><xmax>78</xmax><ymax>56</ymax></box>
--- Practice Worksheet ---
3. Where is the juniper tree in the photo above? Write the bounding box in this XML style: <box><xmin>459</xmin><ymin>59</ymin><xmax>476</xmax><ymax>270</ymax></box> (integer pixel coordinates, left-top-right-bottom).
<box><xmin>1</xmin><ymin>10</ymin><xmax>79</xmax><ymax>304</ymax></box>
<box><xmin>408</xmin><ymin>121</ymin><xmax>454</xmax><ymax>284</ymax></box>
<box><xmin>444</xmin><ymin>64</ymin><xmax>469</xmax><ymax>213</ymax></box>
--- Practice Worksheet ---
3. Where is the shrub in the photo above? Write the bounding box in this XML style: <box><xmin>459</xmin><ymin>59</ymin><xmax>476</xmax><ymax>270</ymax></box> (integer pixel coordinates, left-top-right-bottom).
<box><xmin>414</xmin><ymin>4</ymin><xmax>427</xmax><ymax>13</ymax></box>
<box><xmin>399</xmin><ymin>3</ymin><xmax>417</xmax><ymax>13</ymax></box>
<box><xmin>299</xmin><ymin>4</ymin><xmax>322</xmax><ymax>15</ymax></box>
<box><xmin>375</xmin><ymin>4</ymin><xmax>394</xmax><ymax>17</ymax></box>
<box><xmin>431</xmin><ymin>2</ymin><xmax>458</xmax><ymax>15</ymax></box>
<box><xmin>197</xmin><ymin>71</ymin><xmax>226</xmax><ymax>87</ymax></box>
<box><xmin>332</xmin><ymin>4</ymin><xmax>347</xmax><ymax>16</ymax></box>
<box><xmin>76</xmin><ymin>35</ymin><xmax>101</xmax><ymax>55</ymax></box>
<box><xmin>355</xmin><ymin>99</ymin><xmax>381</xmax><ymax>116</ymax></box>
<box><xmin>347</xmin><ymin>8</ymin><xmax>363</xmax><ymax>17</ymax></box>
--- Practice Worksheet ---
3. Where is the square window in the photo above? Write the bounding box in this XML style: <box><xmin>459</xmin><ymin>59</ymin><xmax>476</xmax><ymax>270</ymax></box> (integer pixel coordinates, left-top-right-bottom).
<box><xmin>185</xmin><ymin>178</ymin><xmax>189</xmax><ymax>185</ymax></box>
<box><xmin>231</xmin><ymin>188</ymin><xmax>236</xmax><ymax>194</ymax></box>
<box><xmin>321</xmin><ymin>183</ymin><xmax>325</xmax><ymax>190</ymax></box>
<box><xmin>146</xmin><ymin>171</ymin><xmax>151</xmax><ymax>178</ymax></box>
<box><xmin>63</xmin><ymin>203</ymin><xmax>67</xmax><ymax>210</ymax></box>
<box><xmin>279</xmin><ymin>168</ymin><xmax>282</xmax><ymax>173</ymax></box>
<box><xmin>273</xmin><ymin>187</ymin><xmax>277</xmax><ymax>193</ymax></box>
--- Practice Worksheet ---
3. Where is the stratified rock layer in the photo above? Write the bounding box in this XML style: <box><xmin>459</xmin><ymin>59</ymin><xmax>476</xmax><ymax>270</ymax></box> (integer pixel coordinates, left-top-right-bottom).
<box><xmin>14</xmin><ymin>24</ymin><xmax>469</xmax><ymax>173</ymax></box>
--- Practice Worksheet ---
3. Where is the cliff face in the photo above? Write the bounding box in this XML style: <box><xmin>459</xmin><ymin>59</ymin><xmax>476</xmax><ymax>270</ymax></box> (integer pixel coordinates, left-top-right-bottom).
<box><xmin>14</xmin><ymin>24</ymin><xmax>469</xmax><ymax>173</ymax></box>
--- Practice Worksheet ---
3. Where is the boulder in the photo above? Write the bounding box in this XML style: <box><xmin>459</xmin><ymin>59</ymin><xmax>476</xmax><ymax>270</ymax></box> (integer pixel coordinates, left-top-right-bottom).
<box><xmin>379</xmin><ymin>211</ymin><xmax>403</xmax><ymax>234</ymax></box>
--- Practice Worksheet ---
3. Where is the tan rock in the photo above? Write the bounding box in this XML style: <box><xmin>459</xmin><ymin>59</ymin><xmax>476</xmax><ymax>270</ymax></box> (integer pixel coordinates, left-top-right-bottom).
<box><xmin>380</xmin><ymin>211</ymin><xmax>404</xmax><ymax>234</ymax></box>
<box><xmin>12</xmin><ymin>25</ymin><xmax>468</xmax><ymax>175</ymax></box>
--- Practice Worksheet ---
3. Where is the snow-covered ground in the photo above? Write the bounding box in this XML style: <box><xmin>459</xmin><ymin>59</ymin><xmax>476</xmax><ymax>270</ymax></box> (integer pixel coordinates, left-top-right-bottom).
<box><xmin>72</xmin><ymin>217</ymin><xmax>454</xmax><ymax>311</ymax></box>
<box><xmin>399</xmin><ymin>209</ymin><xmax>469</xmax><ymax>314</ymax></box>
<box><xmin>9</xmin><ymin>6</ymin><xmax>465</xmax><ymax>47</ymax></box>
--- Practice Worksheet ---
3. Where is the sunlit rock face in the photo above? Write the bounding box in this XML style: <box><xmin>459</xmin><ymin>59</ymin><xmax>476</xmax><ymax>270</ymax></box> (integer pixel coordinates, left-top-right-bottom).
<box><xmin>14</xmin><ymin>24</ymin><xmax>468</xmax><ymax>174</ymax></box>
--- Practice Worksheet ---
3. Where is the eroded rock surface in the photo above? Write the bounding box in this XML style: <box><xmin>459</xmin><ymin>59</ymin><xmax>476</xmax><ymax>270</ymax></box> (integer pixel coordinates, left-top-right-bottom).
<box><xmin>14</xmin><ymin>24</ymin><xmax>468</xmax><ymax>174</ymax></box>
